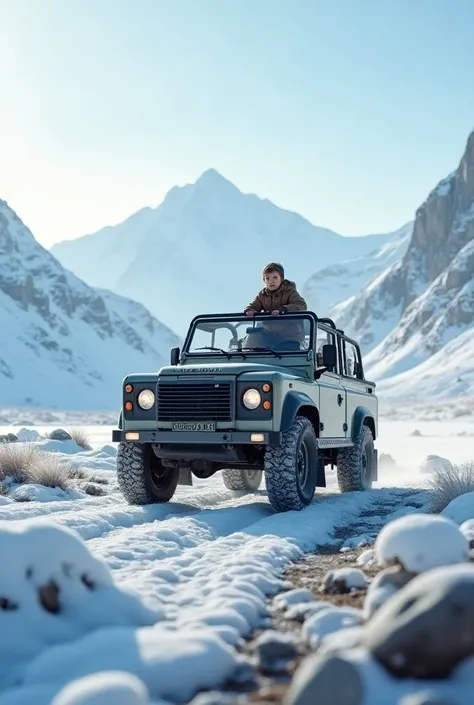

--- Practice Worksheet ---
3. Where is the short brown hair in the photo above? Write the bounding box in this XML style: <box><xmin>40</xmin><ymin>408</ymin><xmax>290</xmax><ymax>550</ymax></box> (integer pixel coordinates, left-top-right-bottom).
<box><xmin>262</xmin><ymin>262</ymin><xmax>284</xmax><ymax>279</ymax></box>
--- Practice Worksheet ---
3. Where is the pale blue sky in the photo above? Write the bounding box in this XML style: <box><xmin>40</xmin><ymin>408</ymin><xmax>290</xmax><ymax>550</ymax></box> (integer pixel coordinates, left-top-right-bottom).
<box><xmin>1</xmin><ymin>0</ymin><xmax>474</xmax><ymax>246</ymax></box>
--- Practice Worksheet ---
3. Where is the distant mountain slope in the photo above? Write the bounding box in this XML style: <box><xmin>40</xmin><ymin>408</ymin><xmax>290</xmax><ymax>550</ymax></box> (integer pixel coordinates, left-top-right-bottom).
<box><xmin>51</xmin><ymin>169</ymin><xmax>398</xmax><ymax>333</ymax></box>
<box><xmin>0</xmin><ymin>200</ymin><xmax>179</xmax><ymax>409</ymax></box>
<box><xmin>303</xmin><ymin>222</ymin><xmax>412</xmax><ymax>318</ymax></box>
<box><xmin>330</xmin><ymin>128</ymin><xmax>474</xmax><ymax>401</ymax></box>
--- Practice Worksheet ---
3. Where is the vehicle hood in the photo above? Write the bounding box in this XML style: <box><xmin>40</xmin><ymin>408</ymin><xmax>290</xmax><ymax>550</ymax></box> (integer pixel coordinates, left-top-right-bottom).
<box><xmin>158</xmin><ymin>362</ymin><xmax>298</xmax><ymax>377</ymax></box>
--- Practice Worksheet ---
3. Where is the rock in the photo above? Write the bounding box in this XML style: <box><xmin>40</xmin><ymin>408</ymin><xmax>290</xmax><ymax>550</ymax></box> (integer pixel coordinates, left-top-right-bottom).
<box><xmin>322</xmin><ymin>568</ymin><xmax>367</xmax><ymax>594</ymax></box>
<box><xmin>284</xmin><ymin>652</ymin><xmax>364</xmax><ymax>705</ymax></box>
<box><xmin>48</xmin><ymin>428</ymin><xmax>72</xmax><ymax>442</ymax></box>
<box><xmin>0</xmin><ymin>433</ymin><xmax>18</xmax><ymax>444</ymax></box>
<box><xmin>254</xmin><ymin>630</ymin><xmax>300</xmax><ymax>673</ymax></box>
<box><xmin>364</xmin><ymin>565</ymin><xmax>415</xmax><ymax>618</ymax></box>
<box><xmin>374</xmin><ymin>513</ymin><xmax>469</xmax><ymax>573</ymax></box>
<box><xmin>81</xmin><ymin>482</ymin><xmax>106</xmax><ymax>497</ymax></box>
<box><xmin>363</xmin><ymin>564</ymin><xmax>474</xmax><ymax>679</ymax></box>
<box><xmin>398</xmin><ymin>691</ymin><xmax>455</xmax><ymax>705</ymax></box>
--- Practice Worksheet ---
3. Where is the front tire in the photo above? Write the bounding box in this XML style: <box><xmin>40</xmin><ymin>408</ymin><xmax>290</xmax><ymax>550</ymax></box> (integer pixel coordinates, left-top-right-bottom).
<box><xmin>222</xmin><ymin>468</ymin><xmax>263</xmax><ymax>491</ymax></box>
<box><xmin>336</xmin><ymin>424</ymin><xmax>374</xmax><ymax>493</ymax></box>
<box><xmin>264</xmin><ymin>416</ymin><xmax>318</xmax><ymax>512</ymax></box>
<box><xmin>116</xmin><ymin>442</ymin><xmax>179</xmax><ymax>505</ymax></box>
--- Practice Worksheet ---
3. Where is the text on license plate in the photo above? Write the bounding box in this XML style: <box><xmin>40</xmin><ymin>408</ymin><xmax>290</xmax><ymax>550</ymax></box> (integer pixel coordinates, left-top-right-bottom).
<box><xmin>171</xmin><ymin>422</ymin><xmax>216</xmax><ymax>432</ymax></box>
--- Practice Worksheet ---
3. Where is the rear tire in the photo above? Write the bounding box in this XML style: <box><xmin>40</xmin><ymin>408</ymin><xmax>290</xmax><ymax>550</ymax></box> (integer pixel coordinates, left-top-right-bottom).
<box><xmin>264</xmin><ymin>416</ymin><xmax>318</xmax><ymax>512</ymax></box>
<box><xmin>116</xmin><ymin>442</ymin><xmax>179</xmax><ymax>505</ymax></box>
<box><xmin>222</xmin><ymin>468</ymin><xmax>263</xmax><ymax>491</ymax></box>
<box><xmin>336</xmin><ymin>424</ymin><xmax>374</xmax><ymax>493</ymax></box>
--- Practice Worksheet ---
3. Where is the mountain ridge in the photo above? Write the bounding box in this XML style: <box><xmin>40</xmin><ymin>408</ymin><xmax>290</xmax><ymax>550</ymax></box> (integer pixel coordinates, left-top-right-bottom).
<box><xmin>51</xmin><ymin>169</ymin><xmax>404</xmax><ymax>333</ymax></box>
<box><xmin>0</xmin><ymin>199</ymin><xmax>179</xmax><ymax>409</ymax></box>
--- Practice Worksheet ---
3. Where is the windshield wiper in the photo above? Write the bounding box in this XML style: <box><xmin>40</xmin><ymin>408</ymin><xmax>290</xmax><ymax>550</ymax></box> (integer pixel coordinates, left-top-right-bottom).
<box><xmin>194</xmin><ymin>346</ymin><xmax>232</xmax><ymax>358</ymax></box>
<box><xmin>242</xmin><ymin>346</ymin><xmax>282</xmax><ymax>359</ymax></box>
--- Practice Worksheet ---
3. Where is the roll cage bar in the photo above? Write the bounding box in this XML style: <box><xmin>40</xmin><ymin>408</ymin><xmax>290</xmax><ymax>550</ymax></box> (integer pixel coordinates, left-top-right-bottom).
<box><xmin>181</xmin><ymin>311</ymin><xmax>369</xmax><ymax>382</ymax></box>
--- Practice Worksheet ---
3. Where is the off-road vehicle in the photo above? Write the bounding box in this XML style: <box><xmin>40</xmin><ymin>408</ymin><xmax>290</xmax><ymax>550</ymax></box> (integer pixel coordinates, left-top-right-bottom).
<box><xmin>112</xmin><ymin>311</ymin><xmax>378</xmax><ymax>513</ymax></box>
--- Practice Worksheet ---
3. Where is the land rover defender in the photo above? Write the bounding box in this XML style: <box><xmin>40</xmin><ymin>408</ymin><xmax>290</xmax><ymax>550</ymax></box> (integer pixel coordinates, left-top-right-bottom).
<box><xmin>112</xmin><ymin>311</ymin><xmax>378</xmax><ymax>513</ymax></box>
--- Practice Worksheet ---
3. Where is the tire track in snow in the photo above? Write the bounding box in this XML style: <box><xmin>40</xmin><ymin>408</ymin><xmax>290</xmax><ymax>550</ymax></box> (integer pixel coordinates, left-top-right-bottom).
<box><xmin>0</xmin><ymin>481</ymin><xmax>271</xmax><ymax>541</ymax></box>
<box><xmin>88</xmin><ymin>486</ymin><xmax>432</xmax><ymax>628</ymax></box>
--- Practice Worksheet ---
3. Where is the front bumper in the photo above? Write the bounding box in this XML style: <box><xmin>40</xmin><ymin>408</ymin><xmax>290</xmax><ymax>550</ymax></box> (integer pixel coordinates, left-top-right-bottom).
<box><xmin>112</xmin><ymin>429</ymin><xmax>282</xmax><ymax>445</ymax></box>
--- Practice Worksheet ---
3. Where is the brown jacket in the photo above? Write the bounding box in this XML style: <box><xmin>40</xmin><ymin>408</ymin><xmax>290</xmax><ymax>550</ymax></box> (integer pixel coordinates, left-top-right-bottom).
<box><xmin>245</xmin><ymin>279</ymin><xmax>307</xmax><ymax>313</ymax></box>
<box><xmin>245</xmin><ymin>280</ymin><xmax>307</xmax><ymax>340</ymax></box>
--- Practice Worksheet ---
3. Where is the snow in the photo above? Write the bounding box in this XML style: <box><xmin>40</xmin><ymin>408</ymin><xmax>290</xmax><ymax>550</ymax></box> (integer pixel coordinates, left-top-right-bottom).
<box><xmin>356</xmin><ymin>549</ymin><xmax>375</xmax><ymax>566</ymax></box>
<box><xmin>0</xmin><ymin>414</ymin><xmax>471</xmax><ymax>702</ymax></box>
<box><xmin>374</xmin><ymin>513</ymin><xmax>470</xmax><ymax>572</ymax></box>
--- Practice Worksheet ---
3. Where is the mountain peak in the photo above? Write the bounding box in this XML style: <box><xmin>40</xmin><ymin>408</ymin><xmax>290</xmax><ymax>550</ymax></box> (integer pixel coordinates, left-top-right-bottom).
<box><xmin>192</xmin><ymin>168</ymin><xmax>239</xmax><ymax>194</ymax></box>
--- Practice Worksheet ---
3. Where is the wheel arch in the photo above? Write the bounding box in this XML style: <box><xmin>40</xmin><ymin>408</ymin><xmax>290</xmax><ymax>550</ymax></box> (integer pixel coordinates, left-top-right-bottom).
<box><xmin>352</xmin><ymin>406</ymin><xmax>376</xmax><ymax>441</ymax></box>
<box><xmin>280</xmin><ymin>391</ymin><xmax>320</xmax><ymax>436</ymax></box>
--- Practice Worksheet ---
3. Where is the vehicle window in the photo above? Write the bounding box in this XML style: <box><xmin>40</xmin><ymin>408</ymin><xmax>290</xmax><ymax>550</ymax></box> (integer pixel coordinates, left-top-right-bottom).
<box><xmin>187</xmin><ymin>315</ymin><xmax>313</xmax><ymax>355</ymax></box>
<box><xmin>343</xmin><ymin>340</ymin><xmax>362</xmax><ymax>379</ymax></box>
<box><xmin>316</xmin><ymin>327</ymin><xmax>337</xmax><ymax>372</ymax></box>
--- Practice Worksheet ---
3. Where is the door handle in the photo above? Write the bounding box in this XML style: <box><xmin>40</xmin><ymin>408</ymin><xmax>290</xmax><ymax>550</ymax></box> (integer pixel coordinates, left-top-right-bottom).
<box><xmin>337</xmin><ymin>394</ymin><xmax>343</xmax><ymax>406</ymax></box>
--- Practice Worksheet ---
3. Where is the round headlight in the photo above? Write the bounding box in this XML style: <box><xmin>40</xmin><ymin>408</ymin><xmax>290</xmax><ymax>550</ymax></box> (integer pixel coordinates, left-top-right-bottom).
<box><xmin>137</xmin><ymin>389</ymin><xmax>155</xmax><ymax>410</ymax></box>
<box><xmin>243</xmin><ymin>388</ymin><xmax>261</xmax><ymax>410</ymax></box>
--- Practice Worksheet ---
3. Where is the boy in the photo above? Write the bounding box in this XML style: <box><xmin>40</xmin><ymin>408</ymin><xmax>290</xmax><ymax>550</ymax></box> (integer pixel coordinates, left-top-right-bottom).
<box><xmin>244</xmin><ymin>262</ymin><xmax>307</xmax><ymax>316</ymax></box>
<box><xmin>243</xmin><ymin>262</ymin><xmax>307</xmax><ymax>349</ymax></box>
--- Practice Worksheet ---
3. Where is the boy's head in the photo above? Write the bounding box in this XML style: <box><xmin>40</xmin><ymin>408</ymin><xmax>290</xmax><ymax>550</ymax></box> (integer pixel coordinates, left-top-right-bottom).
<box><xmin>262</xmin><ymin>262</ymin><xmax>284</xmax><ymax>291</ymax></box>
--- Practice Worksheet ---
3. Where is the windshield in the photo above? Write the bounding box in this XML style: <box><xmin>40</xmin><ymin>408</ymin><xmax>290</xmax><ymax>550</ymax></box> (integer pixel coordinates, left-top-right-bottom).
<box><xmin>185</xmin><ymin>314</ymin><xmax>313</xmax><ymax>356</ymax></box>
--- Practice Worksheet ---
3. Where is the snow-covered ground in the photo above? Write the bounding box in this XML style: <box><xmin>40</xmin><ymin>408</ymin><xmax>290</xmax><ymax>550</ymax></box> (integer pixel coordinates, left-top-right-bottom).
<box><xmin>0</xmin><ymin>416</ymin><xmax>472</xmax><ymax>703</ymax></box>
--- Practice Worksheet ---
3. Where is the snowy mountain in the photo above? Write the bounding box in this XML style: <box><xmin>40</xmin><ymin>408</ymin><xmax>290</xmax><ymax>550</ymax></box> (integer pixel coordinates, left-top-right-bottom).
<box><xmin>303</xmin><ymin>222</ymin><xmax>413</xmax><ymax>318</ymax></box>
<box><xmin>51</xmin><ymin>169</ymin><xmax>399</xmax><ymax>333</ymax></box>
<box><xmin>0</xmin><ymin>200</ymin><xmax>179</xmax><ymax>410</ymax></box>
<box><xmin>334</xmin><ymin>129</ymin><xmax>474</xmax><ymax>401</ymax></box>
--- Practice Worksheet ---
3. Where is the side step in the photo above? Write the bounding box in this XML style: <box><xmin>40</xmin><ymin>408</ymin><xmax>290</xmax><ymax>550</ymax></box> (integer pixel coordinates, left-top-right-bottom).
<box><xmin>316</xmin><ymin>438</ymin><xmax>353</xmax><ymax>449</ymax></box>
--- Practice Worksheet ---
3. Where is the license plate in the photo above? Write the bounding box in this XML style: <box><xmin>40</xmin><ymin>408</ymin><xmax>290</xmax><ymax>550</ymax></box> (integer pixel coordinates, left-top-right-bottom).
<box><xmin>171</xmin><ymin>422</ymin><xmax>216</xmax><ymax>432</ymax></box>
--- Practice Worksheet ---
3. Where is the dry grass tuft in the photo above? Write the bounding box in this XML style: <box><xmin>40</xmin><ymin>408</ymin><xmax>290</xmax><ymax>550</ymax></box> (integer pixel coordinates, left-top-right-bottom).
<box><xmin>28</xmin><ymin>453</ymin><xmax>74</xmax><ymax>490</ymax></box>
<box><xmin>428</xmin><ymin>461</ymin><xmax>474</xmax><ymax>513</ymax></box>
<box><xmin>67</xmin><ymin>426</ymin><xmax>92</xmax><ymax>450</ymax></box>
<box><xmin>0</xmin><ymin>442</ymin><xmax>38</xmax><ymax>484</ymax></box>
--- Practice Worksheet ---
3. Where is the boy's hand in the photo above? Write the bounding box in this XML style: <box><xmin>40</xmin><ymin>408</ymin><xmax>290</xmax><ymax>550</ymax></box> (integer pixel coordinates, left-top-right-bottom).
<box><xmin>245</xmin><ymin>310</ymin><xmax>255</xmax><ymax>318</ymax></box>
<box><xmin>271</xmin><ymin>310</ymin><xmax>280</xmax><ymax>317</ymax></box>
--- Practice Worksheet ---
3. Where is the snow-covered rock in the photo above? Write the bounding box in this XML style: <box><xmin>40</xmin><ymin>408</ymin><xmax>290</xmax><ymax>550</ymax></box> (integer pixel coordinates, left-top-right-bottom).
<box><xmin>374</xmin><ymin>513</ymin><xmax>469</xmax><ymax>573</ymax></box>
<box><xmin>322</xmin><ymin>568</ymin><xmax>367</xmax><ymax>594</ymax></box>
<box><xmin>0</xmin><ymin>199</ymin><xmax>179</xmax><ymax>409</ymax></box>
<box><xmin>273</xmin><ymin>588</ymin><xmax>315</xmax><ymax>611</ymax></box>
<box><xmin>419</xmin><ymin>455</ymin><xmax>453</xmax><ymax>475</ymax></box>
<box><xmin>0</xmin><ymin>520</ymin><xmax>158</xmax><ymax>689</ymax></box>
<box><xmin>51</xmin><ymin>671</ymin><xmax>150</xmax><ymax>705</ymax></box>
<box><xmin>302</xmin><ymin>606</ymin><xmax>363</xmax><ymax>648</ymax></box>
<box><xmin>442</xmin><ymin>492</ymin><xmax>474</xmax><ymax>525</ymax></box>
<box><xmin>51</xmin><ymin>169</ymin><xmax>401</xmax><ymax>333</ymax></box>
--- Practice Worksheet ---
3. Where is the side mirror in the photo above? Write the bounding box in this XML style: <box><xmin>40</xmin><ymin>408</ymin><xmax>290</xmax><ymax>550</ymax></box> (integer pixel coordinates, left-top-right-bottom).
<box><xmin>322</xmin><ymin>344</ymin><xmax>337</xmax><ymax>370</ymax></box>
<box><xmin>170</xmin><ymin>347</ymin><xmax>180</xmax><ymax>366</ymax></box>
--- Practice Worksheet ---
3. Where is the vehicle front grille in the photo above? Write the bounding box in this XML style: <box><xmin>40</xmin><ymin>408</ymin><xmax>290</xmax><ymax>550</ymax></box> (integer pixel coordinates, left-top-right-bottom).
<box><xmin>156</xmin><ymin>381</ymin><xmax>232</xmax><ymax>422</ymax></box>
